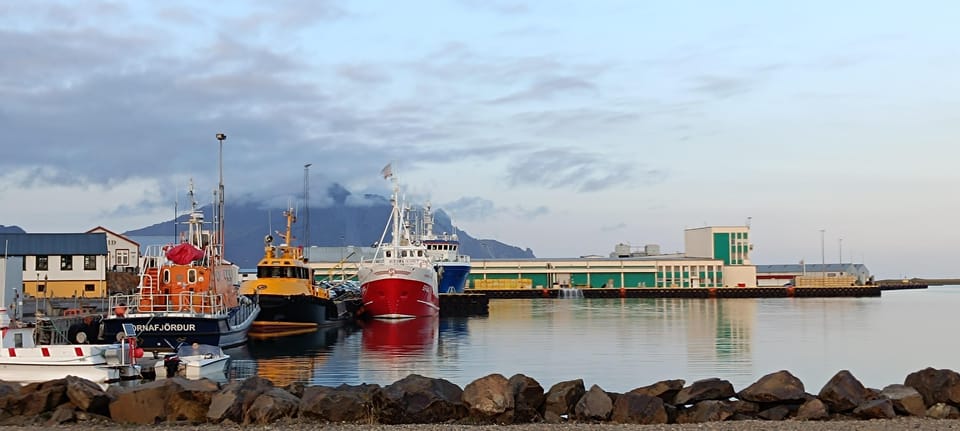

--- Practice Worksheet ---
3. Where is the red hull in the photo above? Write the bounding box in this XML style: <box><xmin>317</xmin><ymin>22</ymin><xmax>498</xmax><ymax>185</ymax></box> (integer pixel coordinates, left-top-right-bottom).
<box><xmin>361</xmin><ymin>277</ymin><xmax>440</xmax><ymax>318</ymax></box>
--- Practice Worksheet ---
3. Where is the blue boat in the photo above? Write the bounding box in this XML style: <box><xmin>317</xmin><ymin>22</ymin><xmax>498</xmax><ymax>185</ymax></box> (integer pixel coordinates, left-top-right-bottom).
<box><xmin>416</xmin><ymin>204</ymin><xmax>471</xmax><ymax>294</ymax></box>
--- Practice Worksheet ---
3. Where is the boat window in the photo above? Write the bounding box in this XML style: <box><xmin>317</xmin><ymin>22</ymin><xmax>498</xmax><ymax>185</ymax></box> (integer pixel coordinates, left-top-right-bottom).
<box><xmin>418</xmin><ymin>250</ymin><xmax>424</xmax><ymax>257</ymax></box>
<box><xmin>14</xmin><ymin>333</ymin><xmax>23</xmax><ymax>348</ymax></box>
<box><xmin>188</xmin><ymin>269</ymin><xmax>197</xmax><ymax>283</ymax></box>
<box><xmin>162</xmin><ymin>269</ymin><xmax>170</xmax><ymax>284</ymax></box>
<box><xmin>386</xmin><ymin>251</ymin><xmax>391</xmax><ymax>258</ymax></box>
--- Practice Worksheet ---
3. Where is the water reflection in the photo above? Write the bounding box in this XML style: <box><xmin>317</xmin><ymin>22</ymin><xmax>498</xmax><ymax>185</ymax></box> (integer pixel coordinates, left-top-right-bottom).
<box><xmin>218</xmin><ymin>288</ymin><xmax>960</xmax><ymax>393</ymax></box>
<box><xmin>227</xmin><ymin>324</ymin><xmax>357</xmax><ymax>386</ymax></box>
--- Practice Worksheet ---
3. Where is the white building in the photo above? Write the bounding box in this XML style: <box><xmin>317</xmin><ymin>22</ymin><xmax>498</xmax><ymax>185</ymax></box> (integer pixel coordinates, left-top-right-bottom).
<box><xmin>86</xmin><ymin>226</ymin><xmax>139</xmax><ymax>273</ymax></box>
<box><xmin>684</xmin><ymin>226</ymin><xmax>757</xmax><ymax>287</ymax></box>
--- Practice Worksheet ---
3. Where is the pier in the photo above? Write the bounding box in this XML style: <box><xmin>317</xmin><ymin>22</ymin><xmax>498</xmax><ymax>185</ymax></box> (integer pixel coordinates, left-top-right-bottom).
<box><xmin>474</xmin><ymin>285</ymin><xmax>882</xmax><ymax>299</ymax></box>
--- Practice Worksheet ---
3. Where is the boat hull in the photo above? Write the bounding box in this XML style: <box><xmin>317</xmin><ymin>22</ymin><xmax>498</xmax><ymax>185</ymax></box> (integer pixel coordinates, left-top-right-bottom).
<box><xmin>0</xmin><ymin>341</ymin><xmax>141</xmax><ymax>383</ymax></box>
<box><xmin>359</xmin><ymin>265</ymin><xmax>439</xmax><ymax>318</ymax></box>
<box><xmin>436</xmin><ymin>262</ymin><xmax>471</xmax><ymax>294</ymax></box>
<box><xmin>252</xmin><ymin>294</ymin><xmax>332</xmax><ymax>325</ymax></box>
<box><xmin>100</xmin><ymin>303</ymin><xmax>260</xmax><ymax>351</ymax></box>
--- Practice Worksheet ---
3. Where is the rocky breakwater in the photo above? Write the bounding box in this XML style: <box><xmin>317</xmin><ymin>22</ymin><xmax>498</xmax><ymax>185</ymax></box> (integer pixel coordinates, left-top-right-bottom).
<box><xmin>4</xmin><ymin>368</ymin><xmax>960</xmax><ymax>425</ymax></box>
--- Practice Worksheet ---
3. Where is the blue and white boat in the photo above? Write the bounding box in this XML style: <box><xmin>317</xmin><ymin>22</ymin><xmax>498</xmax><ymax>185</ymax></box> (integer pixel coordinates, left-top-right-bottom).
<box><xmin>416</xmin><ymin>204</ymin><xmax>471</xmax><ymax>294</ymax></box>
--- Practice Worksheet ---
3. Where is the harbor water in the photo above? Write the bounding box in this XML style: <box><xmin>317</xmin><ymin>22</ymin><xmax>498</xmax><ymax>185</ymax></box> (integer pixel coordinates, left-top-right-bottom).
<box><xmin>224</xmin><ymin>286</ymin><xmax>960</xmax><ymax>393</ymax></box>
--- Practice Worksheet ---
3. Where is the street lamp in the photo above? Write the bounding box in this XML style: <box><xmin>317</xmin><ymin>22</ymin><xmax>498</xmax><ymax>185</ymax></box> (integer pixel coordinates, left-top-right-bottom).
<box><xmin>838</xmin><ymin>238</ymin><xmax>843</xmax><ymax>264</ymax></box>
<box><xmin>304</xmin><ymin>163</ymin><xmax>312</xmax><ymax>248</ymax></box>
<box><xmin>215</xmin><ymin>133</ymin><xmax>226</xmax><ymax>265</ymax></box>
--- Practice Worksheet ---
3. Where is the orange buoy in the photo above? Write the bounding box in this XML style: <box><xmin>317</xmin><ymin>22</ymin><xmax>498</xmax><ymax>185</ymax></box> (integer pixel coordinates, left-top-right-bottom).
<box><xmin>619</xmin><ymin>287</ymin><xmax>626</xmax><ymax>298</ymax></box>
<box><xmin>708</xmin><ymin>287</ymin><xmax>718</xmax><ymax>298</ymax></box>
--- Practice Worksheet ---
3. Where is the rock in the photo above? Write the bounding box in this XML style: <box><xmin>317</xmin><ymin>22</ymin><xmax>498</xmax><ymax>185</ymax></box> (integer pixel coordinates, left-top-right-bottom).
<box><xmin>0</xmin><ymin>380</ymin><xmax>20</xmax><ymax>398</ymax></box>
<box><xmin>283</xmin><ymin>381</ymin><xmax>306</xmax><ymax>399</ymax></box>
<box><xmin>207</xmin><ymin>376</ymin><xmax>273</xmax><ymax>423</ymax></box>
<box><xmin>675</xmin><ymin>399</ymin><xmax>736</xmax><ymax>423</ymax></box>
<box><xmin>508</xmin><ymin>374</ymin><xmax>544</xmax><ymax>423</ymax></box>
<box><xmin>927</xmin><ymin>402</ymin><xmax>960</xmax><ymax>419</ymax></box>
<box><xmin>573</xmin><ymin>384</ymin><xmax>612</xmax><ymax>422</ymax></box>
<box><xmin>542</xmin><ymin>379</ymin><xmax>584</xmax><ymax>421</ymax></box>
<box><xmin>904</xmin><ymin>367</ymin><xmax>960</xmax><ymax>407</ymax></box>
<box><xmin>5</xmin><ymin>378</ymin><xmax>68</xmax><ymax>417</ymax></box>
<box><xmin>109</xmin><ymin>377</ymin><xmax>219</xmax><ymax>424</ymax></box>
<box><xmin>628</xmin><ymin>379</ymin><xmax>685</xmax><ymax>404</ymax></box>
<box><xmin>64</xmin><ymin>375</ymin><xmax>110</xmax><ymax>416</ymax></box>
<box><xmin>46</xmin><ymin>403</ymin><xmax>76</xmax><ymax>425</ymax></box>
<box><xmin>299</xmin><ymin>384</ymin><xmax>383</xmax><ymax>423</ymax></box>
<box><xmin>674</xmin><ymin>378</ymin><xmax>736</xmax><ymax>405</ymax></box>
<box><xmin>462</xmin><ymin>373</ymin><xmax>514</xmax><ymax>424</ymax></box>
<box><xmin>379</xmin><ymin>374</ymin><xmax>466</xmax><ymax>424</ymax></box>
<box><xmin>737</xmin><ymin>370</ymin><xmax>806</xmax><ymax>403</ymax></box>
<box><xmin>795</xmin><ymin>398</ymin><xmax>829</xmax><ymax>421</ymax></box>
<box><xmin>244</xmin><ymin>387</ymin><xmax>300</xmax><ymax>424</ymax></box>
<box><xmin>853</xmin><ymin>398</ymin><xmax>896</xmax><ymax>419</ymax></box>
<box><xmin>610</xmin><ymin>392</ymin><xmax>668</xmax><ymax>424</ymax></box>
<box><xmin>818</xmin><ymin>370</ymin><xmax>869</xmax><ymax>412</ymax></box>
<box><xmin>756</xmin><ymin>404</ymin><xmax>794</xmax><ymax>420</ymax></box>
<box><xmin>881</xmin><ymin>384</ymin><xmax>926</xmax><ymax>416</ymax></box>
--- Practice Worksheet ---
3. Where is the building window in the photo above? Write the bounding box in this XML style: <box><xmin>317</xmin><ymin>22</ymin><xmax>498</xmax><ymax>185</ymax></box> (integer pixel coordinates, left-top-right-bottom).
<box><xmin>22</xmin><ymin>258</ymin><xmax>26</xmax><ymax>270</ymax></box>
<box><xmin>37</xmin><ymin>284</ymin><xmax>45</xmax><ymax>293</ymax></box>
<box><xmin>36</xmin><ymin>255</ymin><xmax>48</xmax><ymax>271</ymax></box>
<box><xmin>61</xmin><ymin>255</ymin><xmax>74</xmax><ymax>271</ymax></box>
<box><xmin>84</xmin><ymin>284</ymin><xmax>95</xmax><ymax>292</ymax></box>
<box><xmin>116</xmin><ymin>249</ymin><xmax>129</xmax><ymax>266</ymax></box>
<box><xmin>84</xmin><ymin>255</ymin><xmax>97</xmax><ymax>270</ymax></box>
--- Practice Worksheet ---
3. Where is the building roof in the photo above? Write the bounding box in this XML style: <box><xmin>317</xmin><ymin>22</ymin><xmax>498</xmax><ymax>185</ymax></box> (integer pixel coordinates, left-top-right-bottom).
<box><xmin>86</xmin><ymin>226</ymin><xmax>140</xmax><ymax>247</ymax></box>
<box><xmin>756</xmin><ymin>263</ymin><xmax>869</xmax><ymax>273</ymax></box>
<box><xmin>0</xmin><ymin>233</ymin><xmax>108</xmax><ymax>256</ymax></box>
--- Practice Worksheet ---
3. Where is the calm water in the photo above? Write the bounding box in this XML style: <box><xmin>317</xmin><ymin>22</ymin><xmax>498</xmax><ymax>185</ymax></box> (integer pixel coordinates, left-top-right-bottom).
<box><xmin>224</xmin><ymin>286</ymin><xmax>960</xmax><ymax>393</ymax></box>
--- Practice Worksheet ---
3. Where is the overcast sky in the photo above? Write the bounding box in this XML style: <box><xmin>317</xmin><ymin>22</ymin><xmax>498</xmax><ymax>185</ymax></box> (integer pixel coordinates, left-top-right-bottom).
<box><xmin>1</xmin><ymin>1</ymin><xmax>958</xmax><ymax>278</ymax></box>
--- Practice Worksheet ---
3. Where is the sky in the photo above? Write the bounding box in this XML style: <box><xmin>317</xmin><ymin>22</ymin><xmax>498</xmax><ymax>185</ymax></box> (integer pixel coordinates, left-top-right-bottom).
<box><xmin>1</xmin><ymin>1</ymin><xmax>958</xmax><ymax>279</ymax></box>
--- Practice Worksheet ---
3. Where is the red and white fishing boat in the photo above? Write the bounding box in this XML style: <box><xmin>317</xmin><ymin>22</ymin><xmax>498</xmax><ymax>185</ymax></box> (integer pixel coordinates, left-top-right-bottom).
<box><xmin>358</xmin><ymin>167</ymin><xmax>439</xmax><ymax>318</ymax></box>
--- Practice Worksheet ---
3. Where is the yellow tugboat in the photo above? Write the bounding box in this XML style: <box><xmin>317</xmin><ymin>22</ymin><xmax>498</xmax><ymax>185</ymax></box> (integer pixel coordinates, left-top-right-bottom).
<box><xmin>240</xmin><ymin>207</ymin><xmax>337</xmax><ymax>337</ymax></box>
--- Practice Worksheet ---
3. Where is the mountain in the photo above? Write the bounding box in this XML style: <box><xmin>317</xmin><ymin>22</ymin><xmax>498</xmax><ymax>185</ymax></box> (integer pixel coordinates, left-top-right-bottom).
<box><xmin>125</xmin><ymin>185</ymin><xmax>535</xmax><ymax>268</ymax></box>
<box><xmin>0</xmin><ymin>225</ymin><xmax>26</xmax><ymax>234</ymax></box>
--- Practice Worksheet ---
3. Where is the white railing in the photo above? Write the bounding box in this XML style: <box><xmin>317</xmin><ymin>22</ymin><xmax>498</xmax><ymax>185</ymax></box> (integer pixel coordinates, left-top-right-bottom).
<box><xmin>108</xmin><ymin>292</ymin><xmax>227</xmax><ymax>316</ymax></box>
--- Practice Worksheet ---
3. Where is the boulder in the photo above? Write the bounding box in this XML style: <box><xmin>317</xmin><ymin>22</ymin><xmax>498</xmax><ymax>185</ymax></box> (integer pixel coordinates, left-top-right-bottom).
<box><xmin>508</xmin><ymin>374</ymin><xmax>544</xmax><ymax>423</ymax></box>
<box><xmin>610</xmin><ymin>392</ymin><xmax>668</xmax><ymax>424</ymax></box>
<box><xmin>109</xmin><ymin>377</ymin><xmax>220</xmax><ymax>424</ymax></box>
<box><xmin>542</xmin><ymin>379</ymin><xmax>584</xmax><ymax>422</ymax></box>
<box><xmin>244</xmin><ymin>387</ymin><xmax>300</xmax><ymax>424</ymax></box>
<box><xmin>674</xmin><ymin>378</ymin><xmax>735</xmax><ymax>405</ymax></box>
<box><xmin>0</xmin><ymin>380</ymin><xmax>20</xmax><ymax>398</ymax></box>
<box><xmin>756</xmin><ymin>404</ymin><xmax>795</xmax><ymax>420</ymax></box>
<box><xmin>795</xmin><ymin>398</ymin><xmax>829</xmax><ymax>421</ymax></box>
<box><xmin>853</xmin><ymin>398</ymin><xmax>896</xmax><ymax>419</ymax></box>
<box><xmin>927</xmin><ymin>402</ymin><xmax>960</xmax><ymax>419</ymax></box>
<box><xmin>573</xmin><ymin>384</ymin><xmax>612</xmax><ymax>422</ymax></box>
<box><xmin>737</xmin><ymin>370</ymin><xmax>806</xmax><ymax>403</ymax></box>
<box><xmin>64</xmin><ymin>376</ymin><xmax>110</xmax><ymax>416</ymax></box>
<box><xmin>675</xmin><ymin>399</ymin><xmax>736</xmax><ymax>423</ymax></box>
<box><xmin>628</xmin><ymin>379</ymin><xmax>685</xmax><ymax>404</ymax></box>
<box><xmin>818</xmin><ymin>370</ymin><xmax>869</xmax><ymax>412</ymax></box>
<box><xmin>379</xmin><ymin>374</ymin><xmax>466</xmax><ymax>424</ymax></box>
<box><xmin>880</xmin><ymin>384</ymin><xmax>926</xmax><ymax>416</ymax></box>
<box><xmin>207</xmin><ymin>376</ymin><xmax>274</xmax><ymax>423</ymax></box>
<box><xmin>46</xmin><ymin>403</ymin><xmax>77</xmax><ymax>425</ymax></box>
<box><xmin>299</xmin><ymin>384</ymin><xmax>384</xmax><ymax>423</ymax></box>
<box><xmin>299</xmin><ymin>384</ymin><xmax>385</xmax><ymax>423</ymax></box>
<box><xmin>904</xmin><ymin>367</ymin><xmax>960</xmax><ymax>407</ymax></box>
<box><xmin>462</xmin><ymin>373</ymin><xmax>514</xmax><ymax>424</ymax></box>
<box><xmin>5</xmin><ymin>378</ymin><xmax>68</xmax><ymax>417</ymax></box>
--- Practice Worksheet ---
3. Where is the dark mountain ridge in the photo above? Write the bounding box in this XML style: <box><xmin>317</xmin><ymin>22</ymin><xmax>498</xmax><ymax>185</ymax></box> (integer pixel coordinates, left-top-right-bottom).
<box><xmin>124</xmin><ymin>185</ymin><xmax>535</xmax><ymax>268</ymax></box>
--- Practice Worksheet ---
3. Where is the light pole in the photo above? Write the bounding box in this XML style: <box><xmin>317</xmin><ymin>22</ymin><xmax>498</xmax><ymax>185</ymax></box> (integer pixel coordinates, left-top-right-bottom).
<box><xmin>303</xmin><ymin>163</ymin><xmax>312</xmax><ymax>249</ymax></box>
<box><xmin>838</xmin><ymin>238</ymin><xmax>843</xmax><ymax>264</ymax></box>
<box><xmin>819</xmin><ymin>229</ymin><xmax>825</xmax><ymax>276</ymax></box>
<box><xmin>215</xmin><ymin>133</ymin><xmax>226</xmax><ymax>265</ymax></box>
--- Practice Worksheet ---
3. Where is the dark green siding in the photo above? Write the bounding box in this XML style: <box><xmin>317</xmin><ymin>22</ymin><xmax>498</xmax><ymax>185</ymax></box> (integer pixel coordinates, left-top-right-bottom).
<box><xmin>713</xmin><ymin>233</ymin><xmax>731</xmax><ymax>265</ymax></box>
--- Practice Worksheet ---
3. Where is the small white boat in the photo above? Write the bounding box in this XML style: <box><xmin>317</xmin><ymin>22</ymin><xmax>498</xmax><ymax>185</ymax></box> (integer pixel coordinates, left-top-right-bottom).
<box><xmin>155</xmin><ymin>343</ymin><xmax>229</xmax><ymax>379</ymax></box>
<box><xmin>0</xmin><ymin>319</ymin><xmax>142</xmax><ymax>384</ymax></box>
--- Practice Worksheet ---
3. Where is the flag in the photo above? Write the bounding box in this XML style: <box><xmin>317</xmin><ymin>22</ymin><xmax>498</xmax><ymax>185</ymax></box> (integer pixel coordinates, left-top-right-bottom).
<box><xmin>380</xmin><ymin>163</ymin><xmax>393</xmax><ymax>179</ymax></box>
